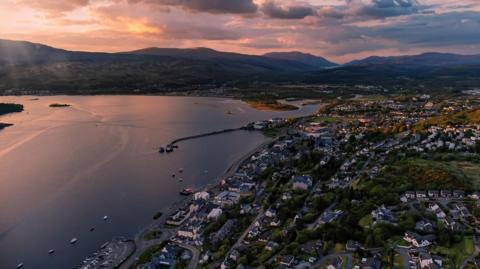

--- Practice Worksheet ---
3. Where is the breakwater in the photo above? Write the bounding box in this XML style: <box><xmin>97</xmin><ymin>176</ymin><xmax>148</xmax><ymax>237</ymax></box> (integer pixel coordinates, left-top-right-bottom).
<box><xmin>166</xmin><ymin>126</ymin><xmax>250</xmax><ymax>146</ymax></box>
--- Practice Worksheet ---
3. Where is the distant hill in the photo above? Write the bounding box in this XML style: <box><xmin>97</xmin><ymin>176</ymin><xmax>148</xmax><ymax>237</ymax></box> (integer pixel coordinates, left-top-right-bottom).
<box><xmin>347</xmin><ymin>52</ymin><xmax>480</xmax><ymax>67</ymax></box>
<box><xmin>123</xmin><ymin>47</ymin><xmax>327</xmax><ymax>72</ymax></box>
<box><xmin>0</xmin><ymin>39</ymin><xmax>479</xmax><ymax>95</ymax></box>
<box><xmin>264</xmin><ymin>51</ymin><xmax>337</xmax><ymax>69</ymax></box>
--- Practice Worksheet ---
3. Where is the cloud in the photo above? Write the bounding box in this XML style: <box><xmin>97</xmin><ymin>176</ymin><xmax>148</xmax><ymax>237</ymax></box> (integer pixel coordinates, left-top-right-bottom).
<box><xmin>352</xmin><ymin>0</ymin><xmax>426</xmax><ymax>18</ymax></box>
<box><xmin>261</xmin><ymin>1</ymin><xmax>315</xmax><ymax>19</ymax></box>
<box><xmin>16</xmin><ymin>0</ymin><xmax>89</xmax><ymax>16</ymax></box>
<box><xmin>135</xmin><ymin>0</ymin><xmax>258</xmax><ymax>14</ymax></box>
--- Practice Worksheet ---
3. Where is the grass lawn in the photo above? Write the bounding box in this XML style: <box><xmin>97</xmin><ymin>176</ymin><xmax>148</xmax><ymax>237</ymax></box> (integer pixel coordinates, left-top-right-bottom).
<box><xmin>432</xmin><ymin>236</ymin><xmax>474</xmax><ymax>268</ymax></box>
<box><xmin>333</xmin><ymin>243</ymin><xmax>345</xmax><ymax>254</ymax></box>
<box><xmin>453</xmin><ymin>161</ymin><xmax>480</xmax><ymax>189</ymax></box>
<box><xmin>358</xmin><ymin>214</ymin><xmax>373</xmax><ymax>228</ymax></box>
<box><xmin>131</xmin><ymin>241</ymin><xmax>169</xmax><ymax>267</ymax></box>
<box><xmin>143</xmin><ymin>230</ymin><xmax>162</xmax><ymax>240</ymax></box>
<box><xmin>341</xmin><ymin>256</ymin><xmax>348</xmax><ymax>269</ymax></box>
<box><xmin>382</xmin><ymin>158</ymin><xmax>472</xmax><ymax>190</ymax></box>
<box><xmin>394</xmin><ymin>254</ymin><xmax>404</xmax><ymax>269</ymax></box>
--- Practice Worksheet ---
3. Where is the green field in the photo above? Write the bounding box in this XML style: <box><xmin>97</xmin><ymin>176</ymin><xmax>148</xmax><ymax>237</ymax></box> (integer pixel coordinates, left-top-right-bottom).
<box><xmin>381</xmin><ymin>158</ymin><xmax>477</xmax><ymax>190</ymax></box>
<box><xmin>432</xmin><ymin>236</ymin><xmax>474</xmax><ymax>268</ymax></box>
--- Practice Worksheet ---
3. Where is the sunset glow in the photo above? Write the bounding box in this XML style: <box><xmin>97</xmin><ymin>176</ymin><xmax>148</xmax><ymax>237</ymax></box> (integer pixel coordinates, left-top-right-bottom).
<box><xmin>1</xmin><ymin>0</ymin><xmax>480</xmax><ymax>62</ymax></box>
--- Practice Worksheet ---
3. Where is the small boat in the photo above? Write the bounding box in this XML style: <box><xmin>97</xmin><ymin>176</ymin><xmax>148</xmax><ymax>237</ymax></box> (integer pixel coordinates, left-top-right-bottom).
<box><xmin>226</xmin><ymin>110</ymin><xmax>233</xmax><ymax>115</ymax></box>
<box><xmin>179</xmin><ymin>178</ymin><xmax>183</xmax><ymax>182</ymax></box>
<box><xmin>171</xmin><ymin>144</ymin><xmax>178</xmax><ymax>149</ymax></box>
<box><xmin>172</xmin><ymin>174</ymin><xmax>176</xmax><ymax>178</ymax></box>
<box><xmin>90</xmin><ymin>227</ymin><xmax>95</xmax><ymax>232</ymax></box>
<box><xmin>165</xmin><ymin>146</ymin><xmax>173</xmax><ymax>153</ymax></box>
<box><xmin>179</xmin><ymin>168</ymin><xmax>183</xmax><ymax>173</ymax></box>
<box><xmin>159</xmin><ymin>147</ymin><xmax>165</xmax><ymax>153</ymax></box>
<box><xmin>48</xmin><ymin>249</ymin><xmax>55</xmax><ymax>254</ymax></box>
<box><xmin>70</xmin><ymin>238</ymin><xmax>78</xmax><ymax>244</ymax></box>
<box><xmin>103</xmin><ymin>215</ymin><xmax>108</xmax><ymax>221</ymax></box>
<box><xmin>17</xmin><ymin>263</ymin><xmax>24</xmax><ymax>268</ymax></box>
<box><xmin>180</xmin><ymin>188</ymin><xmax>193</xmax><ymax>196</ymax></box>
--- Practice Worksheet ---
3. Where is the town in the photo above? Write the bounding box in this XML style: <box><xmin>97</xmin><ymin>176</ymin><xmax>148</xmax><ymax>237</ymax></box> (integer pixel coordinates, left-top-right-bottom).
<box><xmin>83</xmin><ymin>94</ymin><xmax>480</xmax><ymax>269</ymax></box>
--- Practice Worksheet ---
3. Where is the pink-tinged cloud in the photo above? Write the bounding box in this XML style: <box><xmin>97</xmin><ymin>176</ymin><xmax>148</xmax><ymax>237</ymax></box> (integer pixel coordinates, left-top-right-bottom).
<box><xmin>1</xmin><ymin>0</ymin><xmax>479</xmax><ymax>62</ymax></box>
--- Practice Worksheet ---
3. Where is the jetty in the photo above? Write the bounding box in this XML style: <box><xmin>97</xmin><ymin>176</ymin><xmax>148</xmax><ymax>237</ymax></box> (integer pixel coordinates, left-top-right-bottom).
<box><xmin>160</xmin><ymin>126</ymin><xmax>252</xmax><ymax>152</ymax></box>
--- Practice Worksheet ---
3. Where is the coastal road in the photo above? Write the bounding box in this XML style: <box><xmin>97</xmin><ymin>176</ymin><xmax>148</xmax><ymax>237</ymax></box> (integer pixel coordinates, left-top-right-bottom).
<box><xmin>118</xmin><ymin>228</ymin><xmax>175</xmax><ymax>269</ymax></box>
<box><xmin>175</xmin><ymin>243</ymin><xmax>201</xmax><ymax>269</ymax></box>
<box><xmin>395</xmin><ymin>247</ymin><xmax>412</xmax><ymax>269</ymax></box>
<box><xmin>460</xmin><ymin>236</ymin><xmax>480</xmax><ymax>269</ymax></box>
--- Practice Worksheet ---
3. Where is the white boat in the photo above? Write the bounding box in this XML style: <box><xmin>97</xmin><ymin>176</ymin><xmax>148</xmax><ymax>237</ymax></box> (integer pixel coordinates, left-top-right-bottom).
<box><xmin>16</xmin><ymin>263</ymin><xmax>24</xmax><ymax>268</ymax></box>
<box><xmin>179</xmin><ymin>178</ymin><xmax>183</xmax><ymax>182</ymax></box>
<box><xmin>70</xmin><ymin>238</ymin><xmax>78</xmax><ymax>244</ymax></box>
<box><xmin>48</xmin><ymin>249</ymin><xmax>55</xmax><ymax>254</ymax></box>
<box><xmin>103</xmin><ymin>215</ymin><xmax>108</xmax><ymax>221</ymax></box>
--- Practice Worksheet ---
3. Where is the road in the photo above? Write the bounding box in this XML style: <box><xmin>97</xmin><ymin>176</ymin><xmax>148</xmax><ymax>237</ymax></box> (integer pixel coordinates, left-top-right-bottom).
<box><xmin>175</xmin><ymin>243</ymin><xmax>201</xmax><ymax>269</ymax></box>
<box><xmin>395</xmin><ymin>247</ymin><xmax>412</xmax><ymax>269</ymax></box>
<box><xmin>460</xmin><ymin>236</ymin><xmax>480</xmax><ymax>269</ymax></box>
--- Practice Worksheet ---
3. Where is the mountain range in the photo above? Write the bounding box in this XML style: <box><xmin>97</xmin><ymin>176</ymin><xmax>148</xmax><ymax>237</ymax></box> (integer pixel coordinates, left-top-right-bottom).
<box><xmin>0</xmin><ymin>39</ymin><xmax>479</xmax><ymax>94</ymax></box>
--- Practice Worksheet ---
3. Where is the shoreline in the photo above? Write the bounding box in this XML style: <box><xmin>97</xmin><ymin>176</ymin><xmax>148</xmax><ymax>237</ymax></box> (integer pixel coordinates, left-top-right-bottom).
<box><xmin>117</xmin><ymin>136</ymin><xmax>275</xmax><ymax>268</ymax></box>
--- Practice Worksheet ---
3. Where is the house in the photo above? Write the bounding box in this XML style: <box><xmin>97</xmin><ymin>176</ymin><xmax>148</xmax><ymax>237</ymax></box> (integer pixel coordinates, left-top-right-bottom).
<box><xmin>229</xmin><ymin>249</ymin><xmax>240</xmax><ymax>262</ymax></box>
<box><xmin>240</xmin><ymin>204</ymin><xmax>252</xmax><ymax>215</ymax></box>
<box><xmin>415</xmin><ymin>220</ymin><xmax>435</xmax><ymax>233</ymax></box>
<box><xmin>279</xmin><ymin>255</ymin><xmax>295</xmax><ymax>267</ymax></box>
<box><xmin>270</xmin><ymin>218</ymin><xmax>281</xmax><ymax>227</ymax></box>
<box><xmin>440</xmin><ymin>190</ymin><xmax>451</xmax><ymax>198</ymax></box>
<box><xmin>346</xmin><ymin>240</ymin><xmax>361</xmax><ymax>252</ymax></box>
<box><xmin>265</xmin><ymin>208</ymin><xmax>277</xmax><ymax>218</ymax></box>
<box><xmin>360</xmin><ymin>255</ymin><xmax>382</xmax><ymax>269</ymax></box>
<box><xmin>371</xmin><ymin>205</ymin><xmax>393</xmax><ymax>224</ymax></box>
<box><xmin>207</xmin><ymin>208</ymin><xmax>223</xmax><ymax>220</ymax></box>
<box><xmin>428</xmin><ymin>190</ymin><xmax>439</xmax><ymax>198</ymax></box>
<box><xmin>403</xmin><ymin>232</ymin><xmax>432</xmax><ymax>248</ymax></box>
<box><xmin>177</xmin><ymin>226</ymin><xmax>200</xmax><ymax>240</ymax></box>
<box><xmin>419</xmin><ymin>253</ymin><xmax>433</xmax><ymax>268</ymax></box>
<box><xmin>214</xmin><ymin>191</ymin><xmax>241</xmax><ymax>208</ymax></box>
<box><xmin>292</xmin><ymin>175</ymin><xmax>313</xmax><ymax>191</ymax></box>
<box><xmin>209</xmin><ymin>219</ymin><xmax>236</xmax><ymax>245</ymax></box>
<box><xmin>453</xmin><ymin>190</ymin><xmax>465</xmax><ymax>198</ymax></box>
<box><xmin>194</xmin><ymin>191</ymin><xmax>210</xmax><ymax>201</ymax></box>
<box><xmin>416</xmin><ymin>191</ymin><xmax>427</xmax><ymax>199</ymax></box>
<box><xmin>419</xmin><ymin>252</ymin><xmax>443</xmax><ymax>269</ymax></box>
<box><xmin>265</xmin><ymin>241</ymin><xmax>279</xmax><ymax>251</ymax></box>
<box><xmin>405</xmin><ymin>191</ymin><xmax>416</xmax><ymax>199</ymax></box>
<box><xmin>147</xmin><ymin>243</ymin><xmax>179</xmax><ymax>268</ymax></box>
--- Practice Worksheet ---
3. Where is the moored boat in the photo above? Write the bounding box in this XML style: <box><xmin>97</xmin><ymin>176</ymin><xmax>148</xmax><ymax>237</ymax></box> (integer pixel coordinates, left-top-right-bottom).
<box><xmin>180</xmin><ymin>188</ymin><xmax>193</xmax><ymax>195</ymax></box>
<box><xmin>70</xmin><ymin>238</ymin><xmax>78</xmax><ymax>244</ymax></box>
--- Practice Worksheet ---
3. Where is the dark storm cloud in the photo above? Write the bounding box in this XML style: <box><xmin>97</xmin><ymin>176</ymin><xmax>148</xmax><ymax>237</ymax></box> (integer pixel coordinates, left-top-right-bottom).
<box><xmin>352</xmin><ymin>0</ymin><xmax>428</xmax><ymax>18</ymax></box>
<box><xmin>261</xmin><ymin>1</ymin><xmax>315</xmax><ymax>19</ymax></box>
<box><xmin>135</xmin><ymin>0</ymin><xmax>258</xmax><ymax>14</ymax></box>
<box><xmin>370</xmin><ymin>11</ymin><xmax>480</xmax><ymax>46</ymax></box>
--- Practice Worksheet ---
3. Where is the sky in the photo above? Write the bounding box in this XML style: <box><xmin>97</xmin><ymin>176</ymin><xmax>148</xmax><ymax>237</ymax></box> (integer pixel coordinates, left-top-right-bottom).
<box><xmin>0</xmin><ymin>0</ymin><xmax>479</xmax><ymax>63</ymax></box>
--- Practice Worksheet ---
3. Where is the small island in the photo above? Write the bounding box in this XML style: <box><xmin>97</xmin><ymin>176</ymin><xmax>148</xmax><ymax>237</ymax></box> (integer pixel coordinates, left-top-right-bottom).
<box><xmin>0</xmin><ymin>103</ymin><xmax>24</xmax><ymax>115</ymax></box>
<box><xmin>49</xmin><ymin>103</ymin><xmax>71</xmax><ymax>107</ymax></box>
<box><xmin>0</xmin><ymin>123</ymin><xmax>13</xmax><ymax>130</ymax></box>
<box><xmin>244</xmin><ymin>99</ymin><xmax>298</xmax><ymax>111</ymax></box>
<box><xmin>0</xmin><ymin>103</ymin><xmax>24</xmax><ymax>130</ymax></box>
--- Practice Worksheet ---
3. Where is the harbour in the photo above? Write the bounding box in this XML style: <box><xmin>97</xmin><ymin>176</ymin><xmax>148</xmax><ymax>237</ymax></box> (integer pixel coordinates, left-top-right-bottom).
<box><xmin>0</xmin><ymin>95</ymin><xmax>319</xmax><ymax>268</ymax></box>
